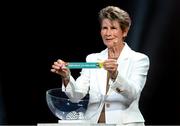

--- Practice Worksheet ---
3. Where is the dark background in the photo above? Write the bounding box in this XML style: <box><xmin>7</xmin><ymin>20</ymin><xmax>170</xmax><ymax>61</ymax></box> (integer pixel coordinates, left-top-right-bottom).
<box><xmin>1</xmin><ymin>0</ymin><xmax>180</xmax><ymax>125</ymax></box>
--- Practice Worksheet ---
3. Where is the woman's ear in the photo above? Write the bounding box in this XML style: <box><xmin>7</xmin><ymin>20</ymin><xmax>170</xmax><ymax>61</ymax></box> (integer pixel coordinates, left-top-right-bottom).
<box><xmin>122</xmin><ymin>28</ymin><xmax>129</xmax><ymax>38</ymax></box>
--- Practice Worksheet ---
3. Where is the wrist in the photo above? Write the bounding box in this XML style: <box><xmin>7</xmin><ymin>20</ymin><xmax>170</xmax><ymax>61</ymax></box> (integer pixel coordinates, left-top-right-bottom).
<box><xmin>111</xmin><ymin>70</ymin><xmax>118</xmax><ymax>80</ymax></box>
<box><xmin>61</xmin><ymin>71</ymin><xmax>70</xmax><ymax>79</ymax></box>
<box><xmin>61</xmin><ymin>70</ymin><xmax>71</xmax><ymax>80</ymax></box>
<box><xmin>62</xmin><ymin>75</ymin><xmax>70</xmax><ymax>87</ymax></box>
<box><xmin>62</xmin><ymin>74</ymin><xmax>70</xmax><ymax>80</ymax></box>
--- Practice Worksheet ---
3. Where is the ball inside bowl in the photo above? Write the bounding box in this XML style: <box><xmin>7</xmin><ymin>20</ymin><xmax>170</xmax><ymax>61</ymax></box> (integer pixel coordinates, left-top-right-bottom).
<box><xmin>46</xmin><ymin>88</ymin><xmax>102</xmax><ymax>120</ymax></box>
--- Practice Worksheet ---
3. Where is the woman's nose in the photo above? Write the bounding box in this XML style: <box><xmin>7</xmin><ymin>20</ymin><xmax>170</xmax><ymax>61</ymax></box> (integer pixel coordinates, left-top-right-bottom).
<box><xmin>105</xmin><ymin>29</ymin><xmax>112</xmax><ymax>36</ymax></box>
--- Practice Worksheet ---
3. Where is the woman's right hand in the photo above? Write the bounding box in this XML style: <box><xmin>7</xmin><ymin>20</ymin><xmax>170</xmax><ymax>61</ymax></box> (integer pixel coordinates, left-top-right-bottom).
<box><xmin>51</xmin><ymin>59</ymin><xmax>70</xmax><ymax>78</ymax></box>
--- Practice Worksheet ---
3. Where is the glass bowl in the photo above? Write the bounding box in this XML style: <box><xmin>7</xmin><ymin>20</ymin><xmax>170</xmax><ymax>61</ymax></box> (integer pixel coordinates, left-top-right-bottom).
<box><xmin>46</xmin><ymin>88</ymin><xmax>103</xmax><ymax>121</ymax></box>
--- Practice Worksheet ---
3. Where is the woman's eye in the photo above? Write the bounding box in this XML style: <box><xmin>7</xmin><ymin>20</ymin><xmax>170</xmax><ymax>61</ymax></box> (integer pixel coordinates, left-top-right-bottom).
<box><xmin>102</xmin><ymin>27</ymin><xmax>107</xmax><ymax>30</ymax></box>
<box><xmin>111</xmin><ymin>27</ymin><xmax>117</xmax><ymax>29</ymax></box>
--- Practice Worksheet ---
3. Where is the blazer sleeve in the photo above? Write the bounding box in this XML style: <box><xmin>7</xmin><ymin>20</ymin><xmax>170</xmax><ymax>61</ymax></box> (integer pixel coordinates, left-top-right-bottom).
<box><xmin>74</xmin><ymin>54</ymin><xmax>96</xmax><ymax>93</ymax></box>
<box><xmin>110</xmin><ymin>53</ymin><xmax>150</xmax><ymax>102</ymax></box>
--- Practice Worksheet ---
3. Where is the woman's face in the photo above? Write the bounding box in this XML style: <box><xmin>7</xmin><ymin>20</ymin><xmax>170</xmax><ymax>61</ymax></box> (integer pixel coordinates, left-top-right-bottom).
<box><xmin>101</xmin><ymin>18</ymin><xmax>128</xmax><ymax>48</ymax></box>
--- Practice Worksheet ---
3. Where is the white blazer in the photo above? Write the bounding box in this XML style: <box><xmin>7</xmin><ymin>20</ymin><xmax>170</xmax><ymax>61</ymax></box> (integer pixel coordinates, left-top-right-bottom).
<box><xmin>62</xmin><ymin>43</ymin><xmax>150</xmax><ymax>125</ymax></box>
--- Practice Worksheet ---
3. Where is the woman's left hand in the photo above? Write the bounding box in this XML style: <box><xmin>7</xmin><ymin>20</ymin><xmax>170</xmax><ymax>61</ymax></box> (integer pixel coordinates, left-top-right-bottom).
<box><xmin>103</xmin><ymin>59</ymin><xmax>118</xmax><ymax>79</ymax></box>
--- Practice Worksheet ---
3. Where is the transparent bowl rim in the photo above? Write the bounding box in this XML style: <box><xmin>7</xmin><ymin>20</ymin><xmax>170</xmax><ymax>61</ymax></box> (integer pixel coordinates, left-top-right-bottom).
<box><xmin>46</xmin><ymin>88</ymin><xmax>92</xmax><ymax>102</ymax></box>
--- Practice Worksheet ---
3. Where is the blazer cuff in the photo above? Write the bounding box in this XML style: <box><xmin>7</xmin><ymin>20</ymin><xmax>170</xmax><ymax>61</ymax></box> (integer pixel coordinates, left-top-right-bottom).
<box><xmin>62</xmin><ymin>75</ymin><xmax>75</xmax><ymax>92</ymax></box>
<box><xmin>110</xmin><ymin>74</ymin><xmax>126</xmax><ymax>93</ymax></box>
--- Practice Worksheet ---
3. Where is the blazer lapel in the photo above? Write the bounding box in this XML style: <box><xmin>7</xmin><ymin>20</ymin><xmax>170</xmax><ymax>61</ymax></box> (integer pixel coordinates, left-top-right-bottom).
<box><xmin>117</xmin><ymin>43</ymin><xmax>130</xmax><ymax>63</ymax></box>
<box><xmin>117</xmin><ymin>43</ymin><xmax>131</xmax><ymax>77</ymax></box>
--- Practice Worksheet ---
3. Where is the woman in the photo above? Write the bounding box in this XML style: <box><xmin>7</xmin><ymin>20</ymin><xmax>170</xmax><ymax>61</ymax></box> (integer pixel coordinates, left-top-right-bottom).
<box><xmin>51</xmin><ymin>6</ymin><xmax>150</xmax><ymax>126</ymax></box>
